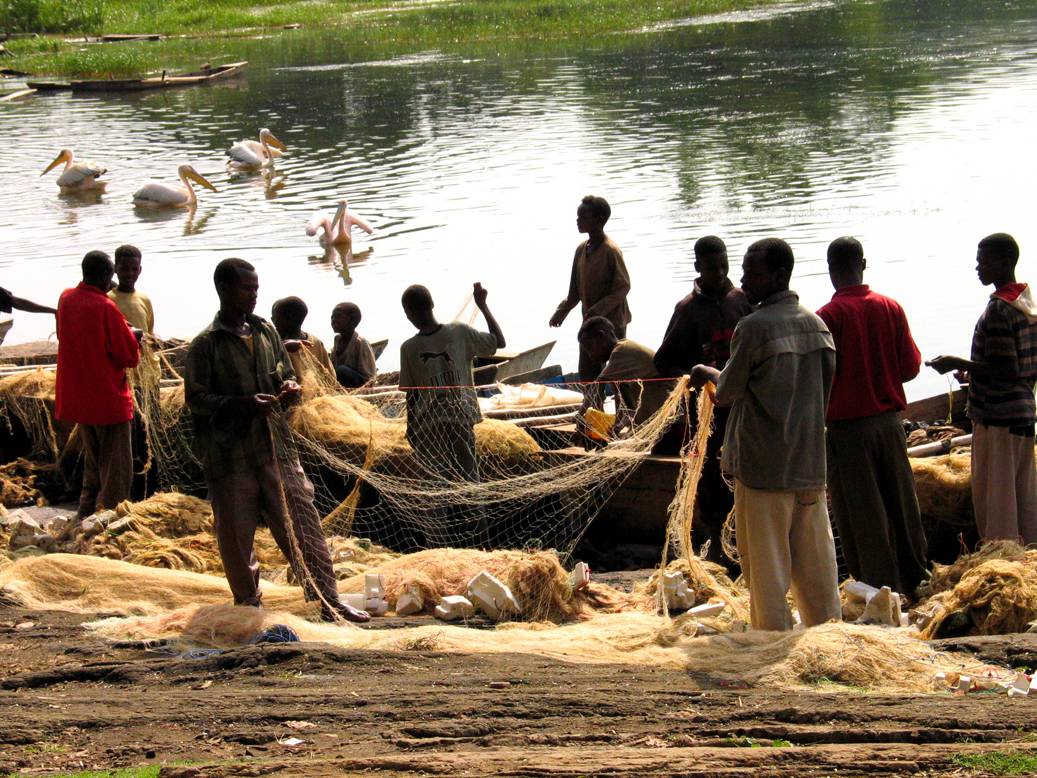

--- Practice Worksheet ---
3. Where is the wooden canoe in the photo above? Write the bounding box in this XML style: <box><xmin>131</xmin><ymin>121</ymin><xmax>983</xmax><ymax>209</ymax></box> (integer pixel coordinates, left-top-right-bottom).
<box><xmin>28</xmin><ymin>61</ymin><xmax>247</xmax><ymax>93</ymax></box>
<box><xmin>472</xmin><ymin>340</ymin><xmax>555</xmax><ymax>384</ymax></box>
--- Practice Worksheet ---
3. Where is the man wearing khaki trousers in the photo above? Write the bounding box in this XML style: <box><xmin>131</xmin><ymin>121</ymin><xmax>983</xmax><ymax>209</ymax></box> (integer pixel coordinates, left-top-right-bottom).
<box><xmin>692</xmin><ymin>238</ymin><xmax>841</xmax><ymax>631</ymax></box>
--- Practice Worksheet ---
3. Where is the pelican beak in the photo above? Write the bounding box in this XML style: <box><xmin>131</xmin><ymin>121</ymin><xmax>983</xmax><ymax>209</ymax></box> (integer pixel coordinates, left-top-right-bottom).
<box><xmin>42</xmin><ymin>151</ymin><xmax>67</xmax><ymax>176</ymax></box>
<box><xmin>187</xmin><ymin>170</ymin><xmax>218</xmax><ymax>192</ymax></box>
<box><xmin>266</xmin><ymin>132</ymin><xmax>287</xmax><ymax>152</ymax></box>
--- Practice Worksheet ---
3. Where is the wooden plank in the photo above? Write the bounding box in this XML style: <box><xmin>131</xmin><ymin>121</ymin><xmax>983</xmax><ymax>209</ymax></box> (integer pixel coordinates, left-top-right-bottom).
<box><xmin>901</xmin><ymin>388</ymin><xmax>966</xmax><ymax>422</ymax></box>
<box><xmin>502</xmin><ymin>364</ymin><xmax>562</xmax><ymax>385</ymax></box>
<box><xmin>0</xmin><ymin>88</ymin><xmax>35</xmax><ymax>102</ymax></box>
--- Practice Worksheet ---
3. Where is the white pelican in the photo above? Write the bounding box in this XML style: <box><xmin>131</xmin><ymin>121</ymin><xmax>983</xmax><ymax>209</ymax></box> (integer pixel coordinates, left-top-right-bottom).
<box><xmin>41</xmin><ymin>149</ymin><xmax>107</xmax><ymax>192</ymax></box>
<box><xmin>226</xmin><ymin>128</ymin><xmax>287</xmax><ymax>169</ymax></box>
<box><xmin>305</xmin><ymin>198</ymin><xmax>374</xmax><ymax>246</ymax></box>
<box><xmin>133</xmin><ymin>165</ymin><xmax>218</xmax><ymax>208</ymax></box>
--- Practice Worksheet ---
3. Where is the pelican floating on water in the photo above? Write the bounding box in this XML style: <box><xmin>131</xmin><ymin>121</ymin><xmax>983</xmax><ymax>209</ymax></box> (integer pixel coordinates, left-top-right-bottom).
<box><xmin>41</xmin><ymin>149</ymin><xmax>107</xmax><ymax>192</ymax></box>
<box><xmin>133</xmin><ymin>165</ymin><xmax>218</xmax><ymax>208</ymax></box>
<box><xmin>227</xmin><ymin>128</ymin><xmax>287</xmax><ymax>169</ymax></box>
<box><xmin>305</xmin><ymin>199</ymin><xmax>374</xmax><ymax>246</ymax></box>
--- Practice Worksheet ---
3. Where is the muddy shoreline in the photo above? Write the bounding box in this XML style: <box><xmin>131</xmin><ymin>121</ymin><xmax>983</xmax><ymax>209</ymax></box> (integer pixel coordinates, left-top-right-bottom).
<box><xmin>3</xmin><ymin>604</ymin><xmax>1037</xmax><ymax>776</ymax></box>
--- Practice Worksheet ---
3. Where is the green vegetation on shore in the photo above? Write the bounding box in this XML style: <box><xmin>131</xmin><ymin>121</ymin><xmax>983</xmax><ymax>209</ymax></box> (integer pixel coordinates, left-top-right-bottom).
<box><xmin>2</xmin><ymin>0</ymin><xmax>783</xmax><ymax>78</ymax></box>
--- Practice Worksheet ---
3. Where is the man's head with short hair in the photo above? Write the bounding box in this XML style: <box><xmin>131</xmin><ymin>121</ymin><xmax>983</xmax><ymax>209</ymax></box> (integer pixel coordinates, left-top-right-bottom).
<box><xmin>580</xmin><ymin>195</ymin><xmax>611</xmax><ymax>224</ymax></box>
<box><xmin>693</xmin><ymin>235</ymin><xmax>729</xmax><ymax>297</ymax></box>
<box><xmin>577</xmin><ymin>315</ymin><xmax>618</xmax><ymax>364</ymax></box>
<box><xmin>113</xmin><ymin>245</ymin><xmax>142</xmax><ymax>293</ymax></box>
<box><xmin>114</xmin><ymin>245</ymin><xmax>142</xmax><ymax>265</ymax></box>
<box><xmin>213</xmin><ymin>258</ymin><xmax>258</xmax><ymax>317</ymax></box>
<box><xmin>271</xmin><ymin>296</ymin><xmax>308</xmax><ymax>338</ymax></box>
<box><xmin>976</xmin><ymin>232</ymin><xmax>1020</xmax><ymax>287</ymax></box>
<box><xmin>82</xmin><ymin>250</ymin><xmax>114</xmax><ymax>291</ymax></box>
<box><xmin>826</xmin><ymin>236</ymin><xmax>866</xmax><ymax>290</ymax></box>
<box><xmin>740</xmin><ymin>238</ymin><xmax>794</xmax><ymax>305</ymax></box>
<box><xmin>331</xmin><ymin>302</ymin><xmax>362</xmax><ymax>334</ymax></box>
<box><xmin>694</xmin><ymin>235</ymin><xmax>726</xmax><ymax>260</ymax></box>
<box><xmin>576</xmin><ymin>195</ymin><xmax>611</xmax><ymax>235</ymax></box>
<box><xmin>401</xmin><ymin>284</ymin><xmax>435</xmax><ymax>330</ymax></box>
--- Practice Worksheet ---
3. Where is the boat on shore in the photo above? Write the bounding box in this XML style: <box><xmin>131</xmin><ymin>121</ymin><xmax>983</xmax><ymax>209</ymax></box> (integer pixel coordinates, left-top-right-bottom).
<box><xmin>27</xmin><ymin>61</ymin><xmax>248</xmax><ymax>93</ymax></box>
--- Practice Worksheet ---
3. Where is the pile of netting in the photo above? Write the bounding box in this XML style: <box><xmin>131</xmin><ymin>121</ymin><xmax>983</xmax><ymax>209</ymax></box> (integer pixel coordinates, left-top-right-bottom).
<box><xmin>0</xmin><ymin>552</ymin><xmax>995</xmax><ymax>693</ymax></box>
<box><xmin>0</xmin><ymin>556</ymin><xmax>995</xmax><ymax>692</ymax></box>
<box><xmin>918</xmin><ymin>541</ymin><xmax>1037</xmax><ymax>639</ymax></box>
<box><xmin>0</xmin><ymin>458</ymin><xmax>43</xmax><ymax>508</ymax></box>
<box><xmin>910</xmin><ymin>451</ymin><xmax>973</xmax><ymax>526</ymax></box>
<box><xmin>38</xmin><ymin>492</ymin><xmax>397</xmax><ymax>581</ymax></box>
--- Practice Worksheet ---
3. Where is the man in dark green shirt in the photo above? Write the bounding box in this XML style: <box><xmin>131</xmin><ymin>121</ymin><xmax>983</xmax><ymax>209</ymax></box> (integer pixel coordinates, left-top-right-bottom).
<box><xmin>185</xmin><ymin>258</ymin><xmax>368</xmax><ymax>622</ymax></box>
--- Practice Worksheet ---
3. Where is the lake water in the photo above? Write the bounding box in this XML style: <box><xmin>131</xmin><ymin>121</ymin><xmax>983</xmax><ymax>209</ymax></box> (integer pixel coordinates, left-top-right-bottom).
<box><xmin>1</xmin><ymin>0</ymin><xmax>1036</xmax><ymax>400</ymax></box>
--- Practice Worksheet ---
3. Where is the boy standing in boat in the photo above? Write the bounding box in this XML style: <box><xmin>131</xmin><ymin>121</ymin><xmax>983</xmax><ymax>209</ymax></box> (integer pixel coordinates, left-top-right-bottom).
<box><xmin>691</xmin><ymin>238</ymin><xmax>841</xmax><ymax>631</ymax></box>
<box><xmin>549</xmin><ymin>195</ymin><xmax>631</xmax><ymax>382</ymax></box>
<box><xmin>817</xmin><ymin>237</ymin><xmax>927</xmax><ymax>596</ymax></box>
<box><xmin>108</xmin><ymin>244</ymin><xmax>159</xmax><ymax>499</ymax></box>
<box><xmin>399</xmin><ymin>283</ymin><xmax>504</xmax><ymax>544</ymax></box>
<box><xmin>929</xmin><ymin>233</ymin><xmax>1037</xmax><ymax>544</ymax></box>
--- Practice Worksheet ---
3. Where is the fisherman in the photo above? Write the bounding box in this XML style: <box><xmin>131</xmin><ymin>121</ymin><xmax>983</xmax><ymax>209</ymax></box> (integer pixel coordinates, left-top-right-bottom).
<box><xmin>654</xmin><ymin>235</ymin><xmax>751</xmax><ymax>568</ymax></box>
<box><xmin>185</xmin><ymin>258</ymin><xmax>368</xmax><ymax>622</ymax></box>
<box><xmin>330</xmin><ymin>301</ymin><xmax>377</xmax><ymax>388</ymax></box>
<box><xmin>108</xmin><ymin>244</ymin><xmax>160</xmax><ymax>499</ymax></box>
<box><xmin>928</xmin><ymin>233</ymin><xmax>1037</xmax><ymax>544</ymax></box>
<box><xmin>691</xmin><ymin>238</ymin><xmax>840</xmax><ymax>631</ymax></box>
<box><xmin>399</xmin><ymin>282</ymin><xmax>504</xmax><ymax>544</ymax></box>
<box><xmin>271</xmin><ymin>295</ymin><xmax>336</xmax><ymax>386</ymax></box>
<box><xmin>56</xmin><ymin>250</ymin><xmax>141</xmax><ymax>520</ymax></box>
<box><xmin>0</xmin><ymin>284</ymin><xmax>57</xmax><ymax>346</ymax></box>
<box><xmin>818</xmin><ymin>237</ymin><xmax>927</xmax><ymax>596</ymax></box>
<box><xmin>576</xmin><ymin>316</ymin><xmax>669</xmax><ymax>442</ymax></box>
<box><xmin>549</xmin><ymin>195</ymin><xmax>632</xmax><ymax>382</ymax></box>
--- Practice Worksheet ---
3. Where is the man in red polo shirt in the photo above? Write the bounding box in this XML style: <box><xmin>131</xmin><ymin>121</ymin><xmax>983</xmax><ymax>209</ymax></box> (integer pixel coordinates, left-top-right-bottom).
<box><xmin>817</xmin><ymin>237</ymin><xmax>927</xmax><ymax>596</ymax></box>
<box><xmin>56</xmin><ymin>250</ymin><xmax>141</xmax><ymax>520</ymax></box>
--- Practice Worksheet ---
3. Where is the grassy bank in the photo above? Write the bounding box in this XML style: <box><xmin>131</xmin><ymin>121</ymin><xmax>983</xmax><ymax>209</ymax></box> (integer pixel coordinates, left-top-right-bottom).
<box><xmin>3</xmin><ymin>0</ymin><xmax>784</xmax><ymax>78</ymax></box>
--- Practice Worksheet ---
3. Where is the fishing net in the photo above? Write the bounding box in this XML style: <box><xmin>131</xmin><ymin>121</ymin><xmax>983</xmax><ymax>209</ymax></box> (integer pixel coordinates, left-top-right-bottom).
<box><xmin>0</xmin><ymin>553</ymin><xmax>993</xmax><ymax>692</ymax></box>
<box><xmin>0</xmin><ymin>458</ymin><xmax>43</xmax><ymax>508</ymax></box>
<box><xmin>0</xmin><ymin>368</ymin><xmax>65</xmax><ymax>458</ymax></box>
<box><xmin>0</xmin><ymin>338</ymin><xmax>702</xmax><ymax>620</ymax></box>
<box><xmin>910</xmin><ymin>451</ymin><xmax>973</xmax><ymax>527</ymax></box>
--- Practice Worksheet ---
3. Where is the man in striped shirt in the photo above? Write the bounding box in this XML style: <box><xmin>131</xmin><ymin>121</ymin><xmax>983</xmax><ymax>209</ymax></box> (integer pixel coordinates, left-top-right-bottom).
<box><xmin>929</xmin><ymin>233</ymin><xmax>1037</xmax><ymax>543</ymax></box>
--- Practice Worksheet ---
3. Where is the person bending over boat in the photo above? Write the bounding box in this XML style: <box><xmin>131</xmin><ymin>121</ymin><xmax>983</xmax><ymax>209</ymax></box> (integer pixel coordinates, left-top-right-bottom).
<box><xmin>653</xmin><ymin>235</ymin><xmax>751</xmax><ymax>570</ymax></box>
<box><xmin>185</xmin><ymin>258</ymin><xmax>368</xmax><ymax>622</ymax></box>
<box><xmin>928</xmin><ymin>233</ymin><xmax>1037</xmax><ymax>545</ymax></box>
<box><xmin>330</xmin><ymin>302</ymin><xmax>376</xmax><ymax>388</ymax></box>
<box><xmin>271</xmin><ymin>295</ymin><xmax>336</xmax><ymax>387</ymax></box>
<box><xmin>549</xmin><ymin>195</ymin><xmax>631</xmax><ymax>382</ymax></box>
<box><xmin>575</xmin><ymin>316</ymin><xmax>669</xmax><ymax>444</ymax></box>
<box><xmin>399</xmin><ymin>282</ymin><xmax>504</xmax><ymax>546</ymax></box>
<box><xmin>817</xmin><ymin>237</ymin><xmax>927</xmax><ymax>597</ymax></box>
<box><xmin>691</xmin><ymin>238</ymin><xmax>840</xmax><ymax>632</ymax></box>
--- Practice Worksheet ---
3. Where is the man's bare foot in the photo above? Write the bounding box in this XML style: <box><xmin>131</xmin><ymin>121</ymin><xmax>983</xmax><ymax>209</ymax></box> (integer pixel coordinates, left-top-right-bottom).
<box><xmin>321</xmin><ymin>599</ymin><xmax>370</xmax><ymax>623</ymax></box>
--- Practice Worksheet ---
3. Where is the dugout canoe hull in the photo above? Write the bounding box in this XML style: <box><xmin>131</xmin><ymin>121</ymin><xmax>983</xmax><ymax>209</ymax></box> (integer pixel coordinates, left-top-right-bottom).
<box><xmin>28</xmin><ymin>61</ymin><xmax>248</xmax><ymax>93</ymax></box>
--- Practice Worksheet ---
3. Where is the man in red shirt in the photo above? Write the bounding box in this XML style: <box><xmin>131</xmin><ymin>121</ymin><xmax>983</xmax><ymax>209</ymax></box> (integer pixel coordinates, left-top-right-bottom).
<box><xmin>817</xmin><ymin>237</ymin><xmax>927</xmax><ymax>596</ymax></box>
<box><xmin>56</xmin><ymin>251</ymin><xmax>141</xmax><ymax>520</ymax></box>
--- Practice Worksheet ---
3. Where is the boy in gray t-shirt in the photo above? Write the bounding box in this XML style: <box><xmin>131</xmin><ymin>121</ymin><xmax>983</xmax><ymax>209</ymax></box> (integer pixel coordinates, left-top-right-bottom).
<box><xmin>399</xmin><ymin>283</ymin><xmax>505</xmax><ymax>485</ymax></box>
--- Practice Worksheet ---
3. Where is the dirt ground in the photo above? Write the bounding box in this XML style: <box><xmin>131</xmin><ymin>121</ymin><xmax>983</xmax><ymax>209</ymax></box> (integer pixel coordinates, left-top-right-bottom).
<box><xmin>3</xmin><ymin>593</ymin><xmax>1037</xmax><ymax>776</ymax></box>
